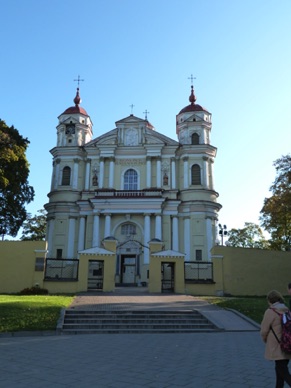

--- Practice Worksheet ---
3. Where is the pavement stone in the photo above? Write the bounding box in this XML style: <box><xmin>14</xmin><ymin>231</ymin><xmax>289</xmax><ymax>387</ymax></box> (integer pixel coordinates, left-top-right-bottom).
<box><xmin>0</xmin><ymin>288</ymin><xmax>277</xmax><ymax>387</ymax></box>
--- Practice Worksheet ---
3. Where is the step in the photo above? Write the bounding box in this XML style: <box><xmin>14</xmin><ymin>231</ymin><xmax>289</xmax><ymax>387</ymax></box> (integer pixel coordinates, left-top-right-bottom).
<box><xmin>60</xmin><ymin>309</ymin><xmax>218</xmax><ymax>334</ymax></box>
<box><xmin>62</xmin><ymin>328</ymin><xmax>216</xmax><ymax>334</ymax></box>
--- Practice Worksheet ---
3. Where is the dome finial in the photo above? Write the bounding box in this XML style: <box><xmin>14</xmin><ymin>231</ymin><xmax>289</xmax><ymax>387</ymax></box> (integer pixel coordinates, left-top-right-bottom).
<box><xmin>74</xmin><ymin>87</ymin><xmax>81</xmax><ymax>106</ymax></box>
<box><xmin>189</xmin><ymin>85</ymin><xmax>196</xmax><ymax>105</ymax></box>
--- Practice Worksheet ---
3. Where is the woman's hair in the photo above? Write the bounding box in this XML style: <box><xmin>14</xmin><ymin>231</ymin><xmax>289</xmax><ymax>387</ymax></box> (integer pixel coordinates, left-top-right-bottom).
<box><xmin>267</xmin><ymin>290</ymin><xmax>284</xmax><ymax>304</ymax></box>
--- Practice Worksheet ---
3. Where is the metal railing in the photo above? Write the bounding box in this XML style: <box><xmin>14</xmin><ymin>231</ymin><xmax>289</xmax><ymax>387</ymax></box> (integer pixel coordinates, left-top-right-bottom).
<box><xmin>44</xmin><ymin>258</ymin><xmax>79</xmax><ymax>281</ymax></box>
<box><xmin>184</xmin><ymin>261</ymin><xmax>213</xmax><ymax>282</ymax></box>
<box><xmin>94</xmin><ymin>189</ymin><xmax>163</xmax><ymax>198</ymax></box>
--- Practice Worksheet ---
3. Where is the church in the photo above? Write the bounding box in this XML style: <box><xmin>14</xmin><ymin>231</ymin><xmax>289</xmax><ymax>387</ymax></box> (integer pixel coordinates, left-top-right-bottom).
<box><xmin>44</xmin><ymin>83</ymin><xmax>222</xmax><ymax>289</ymax></box>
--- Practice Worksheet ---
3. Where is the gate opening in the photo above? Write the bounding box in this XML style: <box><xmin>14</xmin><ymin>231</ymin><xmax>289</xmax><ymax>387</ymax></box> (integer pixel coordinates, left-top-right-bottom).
<box><xmin>88</xmin><ymin>260</ymin><xmax>104</xmax><ymax>290</ymax></box>
<box><xmin>120</xmin><ymin>255</ymin><xmax>137</xmax><ymax>286</ymax></box>
<box><xmin>161</xmin><ymin>262</ymin><xmax>175</xmax><ymax>293</ymax></box>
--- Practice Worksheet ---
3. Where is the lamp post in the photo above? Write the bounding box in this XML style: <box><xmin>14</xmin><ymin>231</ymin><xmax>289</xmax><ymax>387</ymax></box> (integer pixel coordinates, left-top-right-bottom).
<box><xmin>218</xmin><ymin>224</ymin><xmax>228</xmax><ymax>246</ymax></box>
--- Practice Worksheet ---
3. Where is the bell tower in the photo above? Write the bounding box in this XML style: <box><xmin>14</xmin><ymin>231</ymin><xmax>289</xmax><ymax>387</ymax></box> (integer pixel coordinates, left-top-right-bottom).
<box><xmin>45</xmin><ymin>87</ymin><xmax>93</xmax><ymax>259</ymax></box>
<box><xmin>56</xmin><ymin>88</ymin><xmax>93</xmax><ymax>147</ymax></box>
<box><xmin>176</xmin><ymin>82</ymin><xmax>221</xmax><ymax>260</ymax></box>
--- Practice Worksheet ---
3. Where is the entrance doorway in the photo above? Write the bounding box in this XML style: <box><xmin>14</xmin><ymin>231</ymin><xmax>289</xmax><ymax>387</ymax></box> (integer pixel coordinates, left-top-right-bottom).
<box><xmin>121</xmin><ymin>256</ymin><xmax>136</xmax><ymax>285</ymax></box>
<box><xmin>161</xmin><ymin>262</ymin><xmax>175</xmax><ymax>293</ymax></box>
<box><xmin>88</xmin><ymin>260</ymin><xmax>104</xmax><ymax>290</ymax></box>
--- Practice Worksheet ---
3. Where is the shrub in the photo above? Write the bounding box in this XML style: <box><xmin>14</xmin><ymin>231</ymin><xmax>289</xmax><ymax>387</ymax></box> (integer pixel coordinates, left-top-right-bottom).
<box><xmin>20</xmin><ymin>286</ymin><xmax>48</xmax><ymax>295</ymax></box>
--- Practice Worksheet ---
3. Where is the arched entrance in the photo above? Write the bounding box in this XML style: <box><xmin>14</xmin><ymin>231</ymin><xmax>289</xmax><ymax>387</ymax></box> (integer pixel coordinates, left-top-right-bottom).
<box><xmin>116</xmin><ymin>240</ymin><xmax>142</xmax><ymax>286</ymax></box>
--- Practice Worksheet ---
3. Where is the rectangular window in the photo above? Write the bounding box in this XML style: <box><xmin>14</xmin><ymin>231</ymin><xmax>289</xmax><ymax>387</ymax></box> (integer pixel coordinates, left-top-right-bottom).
<box><xmin>35</xmin><ymin>257</ymin><xmax>44</xmax><ymax>271</ymax></box>
<box><xmin>195</xmin><ymin>250</ymin><xmax>202</xmax><ymax>261</ymax></box>
<box><xmin>56</xmin><ymin>249</ymin><xmax>63</xmax><ymax>259</ymax></box>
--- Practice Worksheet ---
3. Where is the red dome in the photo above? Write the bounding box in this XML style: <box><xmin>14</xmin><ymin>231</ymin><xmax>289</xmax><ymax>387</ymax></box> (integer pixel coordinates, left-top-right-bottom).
<box><xmin>179</xmin><ymin>103</ymin><xmax>207</xmax><ymax>114</ymax></box>
<box><xmin>178</xmin><ymin>85</ymin><xmax>208</xmax><ymax>114</ymax></box>
<box><xmin>62</xmin><ymin>106</ymin><xmax>88</xmax><ymax>115</ymax></box>
<box><xmin>61</xmin><ymin>88</ymin><xmax>88</xmax><ymax>116</ymax></box>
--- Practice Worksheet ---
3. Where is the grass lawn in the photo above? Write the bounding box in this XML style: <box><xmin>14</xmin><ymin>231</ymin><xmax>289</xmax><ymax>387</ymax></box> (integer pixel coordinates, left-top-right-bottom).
<box><xmin>0</xmin><ymin>295</ymin><xmax>74</xmax><ymax>333</ymax></box>
<box><xmin>202</xmin><ymin>296</ymin><xmax>269</xmax><ymax>324</ymax></box>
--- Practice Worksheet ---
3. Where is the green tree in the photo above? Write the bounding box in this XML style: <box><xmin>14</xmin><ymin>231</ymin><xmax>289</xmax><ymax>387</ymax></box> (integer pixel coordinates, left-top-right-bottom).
<box><xmin>0</xmin><ymin>119</ymin><xmax>34</xmax><ymax>239</ymax></box>
<box><xmin>20</xmin><ymin>209</ymin><xmax>47</xmax><ymax>241</ymax></box>
<box><xmin>227</xmin><ymin>222</ymin><xmax>269</xmax><ymax>249</ymax></box>
<box><xmin>260</xmin><ymin>154</ymin><xmax>291</xmax><ymax>251</ymax></box>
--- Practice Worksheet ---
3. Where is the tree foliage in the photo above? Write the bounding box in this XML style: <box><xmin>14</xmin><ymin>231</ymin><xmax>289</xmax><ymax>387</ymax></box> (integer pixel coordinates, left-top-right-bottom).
<box><xmin>260</xmin><ymin>154</ymin><xmax>291</xmax><ymax>251</ymax></box>
<box><xmin>0</xmin><ymin>119</ymin><xmax>34</xmax><ymax>238</ymax></box>
<box><xmin>227</xmin><ymin>222</ymin><xmax>269</xmax><ymax>249</ymax></box>
<box><xmin>20</xmin><ymin>209</ymin><xmax>47</xmax><ymax>241</ymax></box>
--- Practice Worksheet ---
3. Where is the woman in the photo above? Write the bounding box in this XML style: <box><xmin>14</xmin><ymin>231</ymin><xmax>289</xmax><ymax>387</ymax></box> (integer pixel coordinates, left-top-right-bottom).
<box><xmin>261</xmin><ymin>290</ymin><xmax>291</xmax><ymax>387</ymax></box>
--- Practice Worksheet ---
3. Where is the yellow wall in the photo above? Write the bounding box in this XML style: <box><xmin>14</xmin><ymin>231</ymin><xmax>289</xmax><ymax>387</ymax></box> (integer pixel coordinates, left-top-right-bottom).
<box><xmin>211</xmin><ymin>246</ymin><xmax>291</xmax><ymax>296</ymax></box>
<box><xmin>1</xmin><ymin>241</ymin><xmax>291</xmax><ymax>296</ymax></box>
<box><xmin>0</xmin><ymin>241</ymin><xmax>47</xmax><ymax>293</ymax></box>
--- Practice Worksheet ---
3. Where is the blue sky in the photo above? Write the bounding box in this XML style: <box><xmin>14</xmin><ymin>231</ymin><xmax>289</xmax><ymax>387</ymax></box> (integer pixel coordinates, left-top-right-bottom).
<box><xmin>1</xmin><ymin>0</ymin><xmax>291</xmax><ymax>238</ymax></box>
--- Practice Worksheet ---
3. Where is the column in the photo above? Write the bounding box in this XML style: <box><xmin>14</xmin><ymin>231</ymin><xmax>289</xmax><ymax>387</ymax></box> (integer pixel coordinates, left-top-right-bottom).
<box><xmin>183</xmin><ymin>157</ymin><xmax>189</xmax><ymax>189</ymax></box>
<box><xmin>99</xmin><ymin>157</ymin><xmax>105</xmax><ymax>188</ymax></box>
<box><xmin>54</xmin><ymin>159</ymin><xmax>61</xmax><ymax>189</ymax></box>
<box><xmin>146</xmin><ymin>157</ymin><xmax>151</xmax><ymax>187</ymax></box>
<box><xmin>84</xmin><ymin>159</ymin><xmax>91</xmax><ymax>190</ymax></box>
<box><xmin>155</xmin><ymin>214</ymin><xmax>162</xmax><ymax>240</ymax></box>
<box><xmin>172</xmin><ymin>216</ymin><xmax>179</xmax><ymax>251</ymax></box>
<box><xmin>67</xmin><ymin>217</ymin><xmax>76</xmax><ymax>258</ymax></box>
<box><xmin>92</xmin><ymin>212</ymin><xmax>100</xmax><ymax>247</ymax></box>
<box><xmin>104</xmin><ymin>214</ymin><xmax>111</xmax><ymax>238</ymax></box>
<box><xmin>171</xmin><ymin>157</ymin><xmax>176</xmax><ymax>189</ymax></box>
<box><xmin>78</xmin><ymin>216</ymin><xmax>86</xmax><ymax>252</ymax></box>
<box><xmin>144</xmin><ymin>214</ymin><xmax>151</xmax><ymax>264</ymax></box>
<box><xmin>73</xmin><ymin>158</ymin><xmax>80</xmax><ymax>189</ymax></box>
<box><xmin>201</xmin><ymin>129</ymin><xmax>206</xmax><ymax>144</ymax></box>
<box><xmin>156</xmin><ymin>157</ymin><xmax>161</xmax><ymax>187</ymax></box>
<box><xmin>51</xmin><ymin>161</ymin><xmax>56</xmax><ymax>191</ymax></box>
<box><xmin>206</xmin><ymin>217</ymin><xmax>213</xmax><ymax>260</ymax></box>
<box><xmin>109</xmin><ymin>157</ymin><xmax>115</xmax><ymax>188</ymax></box>
<box><xmin>184</xmin><ymin>217</ymin><xmax>191</xmax><ymax>261</ymax></box>
<box><xmin>47</xmin><ymin>218</ymin><xmax>55</xmax><ymax>257</ymax></box>
<box><xmin>203</xmin><ymin>156</ymin><xmax>209</xmax><ymax>188</ymax></box>
<box><xmin>209</xmin><ymin>159</ymin><xmax>215</xmax><ymax>190</ymax></box>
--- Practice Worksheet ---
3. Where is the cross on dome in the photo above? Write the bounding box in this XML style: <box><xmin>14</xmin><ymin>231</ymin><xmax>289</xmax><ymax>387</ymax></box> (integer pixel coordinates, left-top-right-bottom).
<box><xmin>188</xmin><ymin>74</ymin><xmax>197</xmax><ymax>105</ymax></box>
<box><xmin>74</xmin><ymin>75</ymin><xmax>84</xmax><ymax>87</ymax></box>
<box><xmin>73</xmin><ymin>75</ymin><xmax>84</xmax><ymax>106</ymax></box>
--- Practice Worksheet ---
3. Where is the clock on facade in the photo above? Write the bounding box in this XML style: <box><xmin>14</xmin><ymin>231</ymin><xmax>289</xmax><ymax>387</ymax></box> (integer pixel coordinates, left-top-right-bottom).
<box><xmin>65</xmin><ymin>125</ymin><xmax>75</xmax><ymax>135</ymax></box>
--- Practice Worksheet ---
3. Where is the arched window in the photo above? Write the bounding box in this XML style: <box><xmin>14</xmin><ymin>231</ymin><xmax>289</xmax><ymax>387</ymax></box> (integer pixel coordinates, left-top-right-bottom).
<box><xmin>191</xmin><ymin>133</ymin><xmax>199</xmax><ymax>145</ymax></box>
<box><xmin>121</xmin><ymin>223</ymin><xmax>136</xmax><ymax>236</ymax></box>
<box><xmin>191</xmin><ymin>164</ymin><xmax>201</xmax><ymax>185</ymax></box>
<box><xmin>124</xmin><ymin>169</ymin><xmax>138</xmax><ymax>190</ymax></box>
<box><xmin>61</xmin><ymin>166</ymin><xmax>71</xmax><ymax>186</ymax></box>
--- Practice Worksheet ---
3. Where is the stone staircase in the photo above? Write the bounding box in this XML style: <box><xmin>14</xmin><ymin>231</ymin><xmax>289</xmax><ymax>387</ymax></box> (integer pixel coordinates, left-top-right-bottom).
<box><xmin>60</xmin><ymin>309</ymin><xmax>219</xmax><ymax>334</ymax></box>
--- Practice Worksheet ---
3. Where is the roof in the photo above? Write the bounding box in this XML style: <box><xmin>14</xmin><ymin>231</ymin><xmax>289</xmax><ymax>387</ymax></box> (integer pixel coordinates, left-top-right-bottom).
<box><xmin>60</xmin><ymin>87</ymin><xmax>89</xmax><ymax>116</ymax></box>
<box><xmin>152</xmin><ymin>249</ymin><xmax>185</xmax><ymax>258</ymax></box>
<box><xmin>178</xmin><ymin>85</ymin><xmax>209</xmax><ymax>114</ymax></box>
<box><xmin>78</xmin><ymin>247</ymin><xmax>115</xmax><ymax>255</ymax></box>
<box><xmin>62</xmin><ymin>106</ymin><xmax>88</xmax><ymax>115</ymax></box>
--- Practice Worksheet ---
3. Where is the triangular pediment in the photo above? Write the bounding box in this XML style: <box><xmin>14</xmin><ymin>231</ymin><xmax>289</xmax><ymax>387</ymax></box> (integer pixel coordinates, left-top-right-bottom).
<box><xmin>78</xmin><ymin>246</ymin><xmax>115</xmax><ymax>255</ymax></box>
<box><xmin>145</xmin><ymin>128</ymin><xmax>179</xmax><ymax>146</ymax></box>
<box><xmin>85</xmin><ymin>127</ymin><xmax>178</xmax><ymax>148</ymax></box>
<box><xmin>58</xmin><ymin>116</ymin><xmax>79</xmax><ymax>126</ymax></box>
<box><xmin>184</xmin><ymin>113</ymin><xmax>204</xmax><ymax>123</ymax></box>
<box><xmin>86</xmin><ymin>129</ymin><xmax>118</xmax><ymax>147</ymax></box>
<box><xmin>152</xmin><ymin>249</ymin><xmax>185</xmax><ymax>258</ymax></box>
<box><xmin>115</xmin><ymin>115</ymin><xmax>145</xmax><ymax>126</ymax></box>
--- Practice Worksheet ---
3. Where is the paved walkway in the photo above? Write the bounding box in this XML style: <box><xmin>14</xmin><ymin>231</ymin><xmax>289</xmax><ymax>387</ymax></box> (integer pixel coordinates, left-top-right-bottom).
<box><xmin>0</xmin><ymin>289</ymin><xmax>276</xmax><ymax>387</ymax></box>
<box><xmin>68</xmin><ymin>288</ymin><xmax>260</xmax><ymax>332</ymax></box>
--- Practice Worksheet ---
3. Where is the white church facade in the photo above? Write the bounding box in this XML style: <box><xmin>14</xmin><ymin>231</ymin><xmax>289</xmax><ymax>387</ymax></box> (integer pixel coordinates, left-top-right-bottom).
<box><xmin>44</xmin><ymin>84</ymin><xmax>222</xmax><ymax>288</ymax></box>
